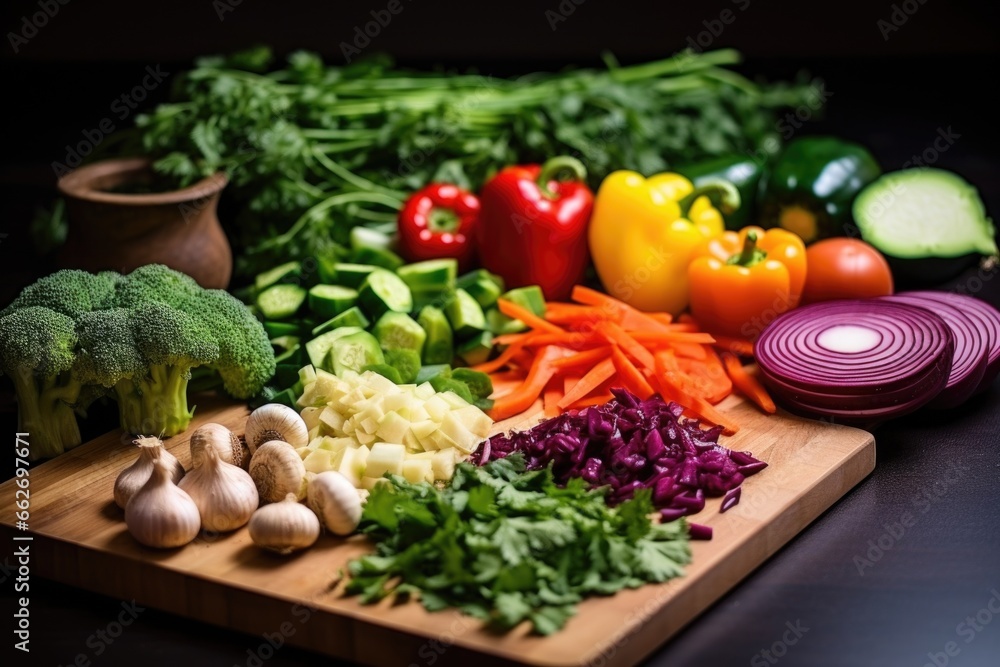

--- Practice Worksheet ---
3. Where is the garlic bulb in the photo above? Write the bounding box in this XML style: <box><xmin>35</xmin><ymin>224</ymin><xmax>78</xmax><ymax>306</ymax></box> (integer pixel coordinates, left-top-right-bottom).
<box><xmin>248</xmin><ymin>493</ymin><xmax>320</xmax><ymax>555</ymax></box>
<box><xmin>114</xmin><ymin>436</ymin><xmax>184</xmax><ymax>510</ymax></box>
<box><xmin>307</xmin><ymin>471</ymin><xmax>363</xmax><ymax>536</ymax></box>
<box><xmin>125</xmin><ymin>457</ymin><xmax>201</xmax><ymax>548</ymax></box>
<box><xmin>245</xmin><ymin>404</ymin><xmax>309</xmax><ymax>454</ymax></box>
<box><xmin>189</xmin><ymin>422</ymin><xmax>248</xmax><ymax>469</ymax></box>
<box><xmin>179</xmin><ymin>445</ymin><xmax>259</xmax><ymax>532</ymax></box>
<box><xmin>249</xmin><ymin>440</ymin><xmax>307</xmax><ymax>503</ymax></box>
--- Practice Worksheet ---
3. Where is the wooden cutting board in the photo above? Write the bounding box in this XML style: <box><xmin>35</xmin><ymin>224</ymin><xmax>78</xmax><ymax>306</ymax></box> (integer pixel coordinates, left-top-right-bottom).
<box><xmin>0</xmin><ymin>393</ymin><xmax>874</xmax><ymax>667</ymax></box>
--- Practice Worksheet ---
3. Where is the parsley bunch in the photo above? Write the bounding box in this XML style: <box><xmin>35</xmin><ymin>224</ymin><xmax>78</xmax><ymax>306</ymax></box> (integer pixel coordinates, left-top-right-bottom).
<box><xmin>127</xmin><ymin>46</ymin><xmax>819</xmax><ymax>277</ymax></box>
<box><xmin>345</xmin><ymin>454</ymin><xmax>691</xmax><ymax>635</ymax></box>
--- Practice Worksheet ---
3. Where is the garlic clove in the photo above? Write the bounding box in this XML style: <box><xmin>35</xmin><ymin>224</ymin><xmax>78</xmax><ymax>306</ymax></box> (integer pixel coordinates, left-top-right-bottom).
<box><xmin>179</xmin><ymin>444</ymin><xmax>259</xmax><ymax>533</ymax></box>
<box><xmin>114</xmin><ymin>436</ymin><xmax>184</xmax><ymax>510</ymax></box>
<box><xmin>307</xmin><ymin>471</ymin><xmax>363</xmax><ymax>536</ymax></box>
<box><xmin>125</xmin><ymin>457</ymin><xmax>201</xmax><ymax>549</ymax></box>
<box><xmin>249</xmin><ymin>440</ymin><xmax>308</xmax><ymax>503</ymax></box>
<box><xmin>245</xmin><ymin>404</ymin><xmax>309</xmax><ymax>454</ymax></box>
<box><xmin>248</xmin><ymin>493</ymin><xmax>321</xmax><ymax>555</ymax></box>
<box><xmin>189</xmin><ymin>422</ymin><xmax>249</xmax><ymax>469</ymax></box>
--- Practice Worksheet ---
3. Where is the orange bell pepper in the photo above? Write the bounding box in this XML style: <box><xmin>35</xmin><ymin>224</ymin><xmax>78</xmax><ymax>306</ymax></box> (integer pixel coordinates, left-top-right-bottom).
<box><xmin>688</xmin><ymin>226</ymin><xmax>807</xmax><ymax>340</ymax></box>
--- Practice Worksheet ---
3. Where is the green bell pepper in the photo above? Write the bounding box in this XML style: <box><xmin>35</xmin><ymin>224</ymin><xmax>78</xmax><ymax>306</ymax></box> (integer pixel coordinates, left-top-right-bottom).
<box><xmin>677</xmin><ymin>155</ymin><xmax>763</xmax><ymax>230</ymax></box>
<box><xmin>758</xmin><ymin>136</ymin><xmax>881</xmax><ymax>243</ymax></box>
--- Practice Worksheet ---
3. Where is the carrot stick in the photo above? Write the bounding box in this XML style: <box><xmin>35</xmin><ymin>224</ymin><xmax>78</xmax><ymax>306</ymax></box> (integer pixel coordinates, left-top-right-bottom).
<box><xmin>650</xmin><ymin>313</ymin><xmax>674</xmax><ymax>326</ymax></box>
<box><xmin>678</xmin><ymin>349</ymin><xmax>732</xmax><ymax>404</ymax></box>
<box><xmin>489</xmin><ymin>347</ymin><xmax>560</xmax><ymax>421</ymax></box>
<box><xmin>470</xmin><ymin>335</ymin><xmax>535</xmax><ymax>374</ymax></box>
<box><xmin>671</xmin><ymin>342</ymin><xmax>709</xmax><ymax>360</ymax></box>
<box><xmin>496</xmin><ymin>299</ymin><xmax>565</xmax><ymax>335</ymax></box>
<box><xmin>542</xmin><ymin>377</ymin><xmax>564</xmax><ymax>418</ymax></box>
<box><xmin>651</xmin><ymin>372</ymin><xmax>739</xmax><ymax>435</ymax></box>
<box><xmin>558</xmin><ymin>358</ymin><xmax>616</xmax><ymax>408</ymax></box>
<box><xmin>567</xmin><ymin>393</ymin><xmax>615</xmax><ymax>410</ymax></box>
<box><xmin>713</xmin><ymin>335</ymin><xmax>756</xmax><ymax>358</ymax></box>
<box><xmin>721</xmin><ymin>352</ymin><xmax>776</xmax><ymax>414</ymax></box>
<box><xmin>492</xmin><ymin>332</ymin><xmax>531</xmax><ymax>346</ymax></box>
<box><xmin>570</xmin><ymin>285</ymin><xmax>670</xmax><ymax>333</ymax></box>
<box><xmin>611</xmin><ymin>346</ymin><xmax>656</xmax><ymax>399</ymax></box>
<box><xmin>631</xmin><ymin>331</ymin><xmax>717</xmax><ymax>346</ymax></box>
<box><xmin>595</xmin><ymin>321</ymin><xmax>656</xmax><ymax>370</ymax></box>
<box><xmin>506</xmin><ymin>331</ymin><xmax>603</xmax><ymax>348</ymax></box>
<box><xmin>550</xmin><ymin>346</ymin><xmax>614</xmax><ymax>369</ymax></box>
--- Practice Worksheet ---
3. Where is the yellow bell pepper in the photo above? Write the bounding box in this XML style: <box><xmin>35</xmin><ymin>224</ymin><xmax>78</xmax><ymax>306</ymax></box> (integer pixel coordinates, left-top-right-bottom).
<box><xmin>588</xmin><ymin>171</ymin><xmax>740</xmax><ymax>315</ymax></box>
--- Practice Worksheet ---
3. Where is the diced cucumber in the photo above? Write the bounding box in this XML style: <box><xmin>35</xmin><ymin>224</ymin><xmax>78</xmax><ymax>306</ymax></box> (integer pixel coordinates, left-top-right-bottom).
<box><xmin>457</xmin><ymin>269</ymin><xmax>505</xmax><ymax>308</ymax></box>
<box><xmin>488</xmin><ymin>285</ymin><xmax>547</xmax><ymax>333</ymax></box>
<box><xmin>273</xmin><ymin>344</ymin><xmax>303</xmax><ymax>365</ymax></box>
<box><xmin>456</xmin><ymin>332</ymin><xmax>494</xmax><ymax>366</ymax></box>
<box><xmin>358</xmin><ymin>269</ymin><xmax>413</xmax><ymax>317</ymax></box>
<box><xmin>416</xmin><ymin>364</ymin><xmax>451</xmax><ymax>385</ymax></box>
<box><xmin>398</xmin><ymin>259</ymin><xmax>459</xmax><ymax>289</ymax></box>
<box><xmin>308</xmin><ymin>284</ymin><xmax>358</xmax><ymax>320</ymax></box>
<box><xmin>417</xmin><ymin>306</ymin><xmax>454</xmax><ymax>365</ymax></box>
<box><xmin>333</xmin><ymin>263</ymin><xmax>379</xmax><ymax>289</ymax></box>
<box><xmin>257</xmin><ymin>284</ymin><xmax>307</xmax><ymax>320</ymax></box>
<box><xmin>362</xmin><ymin>363</ymin><xmax>403</xmax><ymax>384</ymax></box>
<box><xmin>255</xmin><ymin>261</ymin><xmax>302</xmax><ymax>292</ymax></box>
<box><xmin>270</xmin><ymin>335</ymin><xmax>299</xmax><ymax>351</ymax></box>
<box><xmin>316</xmin><ymin>254</ymin><xmax>339</xmax><ymax>284</ymax></box>
<box><xmin>329</xmin><ymin>331</ymin><xmax>385</xmax><ymax>375</ymax></box>
<box><xmin>444</xmin><ymin>289</ymin><xmax>486</xmax><ymax>339</ymax></box>
<box><xmin>311</xmin><ymin>306</ymin><xmax>371</xmax><ymax>336</ymax></box>
<box><xmin>305</xmin><ymin>326</ymin><xmax>364</xmax><ymax>371</ymax></box>
<box><xmin>429</xmin><ymin>376</ymin><xmax>475</xmax><ymax>404</ymax></box>
<box><xmin>451</xmin><ymin>368</ymin><xmax>493</xmax><ymax>400</ymax></box>
<box><xmin>264</xmin><ymin>321</ymin><xmax>301</xmax><ymax>338</ymax></box>
<box><xmin>353</xmin><ymin>246</ymin><xmax>405</xmax><ymax>271</ymax></box>
<box><xmin>373</xmin><ymin>311</ymin><xmax>426</xmax><ymax>354</ymax></box>
<box><xmin>384</xmin><ymin>348</ymin><xmax>421</xmax><ymax>384</ymax></box>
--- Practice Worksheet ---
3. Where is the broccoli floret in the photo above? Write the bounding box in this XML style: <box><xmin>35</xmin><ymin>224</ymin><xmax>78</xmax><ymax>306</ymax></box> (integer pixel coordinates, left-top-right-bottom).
<box><xmin>114</xmin><ymin>263</ymin><xmax>201</xmax><ymax>310</ymax></box>
<box><xmin>0</xmin><ymin>306</ymin><xmax>83</xmax><ymax>460</ymax></box>
<box><xmin>1</xmin><ymin>269</ymin><xmax>118</xmax><ymax>319</ymax></box>
<box><xmin>184</xmin><ymin>289</ymin><xmax>275</xmax><ymax>399</ymax></box>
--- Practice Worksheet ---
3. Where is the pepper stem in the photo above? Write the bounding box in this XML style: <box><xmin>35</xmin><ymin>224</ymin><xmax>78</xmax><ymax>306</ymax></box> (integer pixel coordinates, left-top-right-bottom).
<box><xmin>726</xmin><ymin>231</ymin><xmax>768</xmax><ymax>268</ymax></box>
<box><xmin>537</xmin><ymin>156</ymin><xmax>588</xmax><ymax>199</ymax></box>
<box><xmin>678</xmin><ymin>179</ymin><xmax>742</xmax><ymax>217</ymax></box>
<box><xmin>427</xmin><ymin>207</ymin><xmax>460</xmax><ymax>233</ymax></box>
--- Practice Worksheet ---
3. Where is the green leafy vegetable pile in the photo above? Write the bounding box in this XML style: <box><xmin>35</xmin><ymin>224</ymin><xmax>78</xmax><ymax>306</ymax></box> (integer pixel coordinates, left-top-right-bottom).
<box><xmin>345</xmin><ymin>453</ymin><xmax>691</xmax><ymax>635</ymax></box>
<box><xmin>131</xmin><ymin>46</ymin><xmax>819</xmax><ymax>276</ymax></box>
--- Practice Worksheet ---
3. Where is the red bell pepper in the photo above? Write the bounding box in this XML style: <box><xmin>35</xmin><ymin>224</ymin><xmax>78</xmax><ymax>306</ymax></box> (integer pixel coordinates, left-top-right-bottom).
<box><xmin>397</xmin><ymin>183</ymin><xmax>480</xmax><ymax>272</ymax></box>
<box><xmin>476</xmin><ymin>156</ymin><xmax>593</xmax><ymax>301</ymax></box>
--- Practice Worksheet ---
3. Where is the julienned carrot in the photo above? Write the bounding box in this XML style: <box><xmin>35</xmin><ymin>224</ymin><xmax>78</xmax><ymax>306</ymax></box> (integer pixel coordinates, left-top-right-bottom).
<box><xmin>713</xmin><ymin>335</ymin><xmax>755</xmax><ymax>357</ymax></box>
<box><xmin>489</xmin><ymin>346</ymin><xmax>560</xmax><ymax>421</ymax></box>
<box><xmin>650</xmin><ymin>370</ymin><xmax>739</xmax><ymax>435</ymax></box>
<box><xmin>677</xmin><ymin>348</ymin><xmax>731</xmax><ymax>404</ymax></box>
<box><xmin>570</xmin><ymin>285</ymin><xmax>671</xmax><ymax>333</ymax></box>
<box><xmin>496</xmin><ymin>298</ymin><xmax>565</xmax><ymax>335</ymax></box>
<box><xmin>471</xmin><ymin>335</ymin><xmax>535</xmax><ymax>374</ymax></box>
<box><xmin>611</xmin><ymin>346</ymin><xmax>655</xmax><ymax>399</ymax></box>
<box><xmin>558</xmin><ymin>358</ymin><xmax>616</xmax><ymax>408</ymax></box>
<box><xmin>567</xmin><ymin>393</ymin><xmax>615</xmax><ymax>410</ymax></box>
<box><xmin>721</xmin><ymin>351</ymin><xmax>776</xmax><ymax>414</ymax></box>
<box><xmin>631</xmin><ymin>331</ymin><xmax>717</xmax><ymax>346</ymax></box>
<box><xmin>595</xmin><ymin>321</ymin><xmax>656</xmax><ymax>370</ymax></box>
<box><xmin>543</xmin><ymin>377</ymin><xmax>564</xmax><ymax>418</ymax></box>
<box><xmin>550</xmin><ymin>346</ymin><xmax>614</xmax><ymax>369</ymax></box>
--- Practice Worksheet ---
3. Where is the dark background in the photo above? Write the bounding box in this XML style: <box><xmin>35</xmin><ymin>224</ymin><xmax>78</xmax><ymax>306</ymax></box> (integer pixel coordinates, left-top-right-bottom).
<box><xmin>2</xmin><ymin>1</ymin><xmax>999</xmax><ymax>666</ymax></box>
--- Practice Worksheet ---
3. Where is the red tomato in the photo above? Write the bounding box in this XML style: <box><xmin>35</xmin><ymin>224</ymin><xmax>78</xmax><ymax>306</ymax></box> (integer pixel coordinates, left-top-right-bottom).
<box><xmin>802</xmin><ymin>238</ymin><xmax>894</xmax><ymax>303</ymax></box>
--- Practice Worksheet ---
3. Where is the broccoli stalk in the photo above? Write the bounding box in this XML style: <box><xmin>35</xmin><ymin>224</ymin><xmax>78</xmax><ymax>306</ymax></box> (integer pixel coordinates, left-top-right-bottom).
<box><xmin>112</xmin><ymin>365</ymin><xmax>195</xmax><ymax>437</ymax></box>
<box><xmin>0</xmin><ymin>307</ymin><xmax>83</xmax><ymax>460</ymax></box>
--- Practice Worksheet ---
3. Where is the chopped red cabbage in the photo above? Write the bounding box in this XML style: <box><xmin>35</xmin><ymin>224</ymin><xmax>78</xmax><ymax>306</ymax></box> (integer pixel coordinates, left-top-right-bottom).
<box><xmin>473</xmin><ymin>388</ymin><xmax>766</xmax><ymax>526</ymax></box>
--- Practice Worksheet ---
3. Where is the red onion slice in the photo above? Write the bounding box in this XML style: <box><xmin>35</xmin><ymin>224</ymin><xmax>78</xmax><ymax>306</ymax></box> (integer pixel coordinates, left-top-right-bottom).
<box><xmin>900</xmin><ymin>291</ymin><xmax>1000</xmax><ymax>395</ymax></box>
<box><xmin>881</xmin><ymin>292</ymin><xmax>989</xmax><ymax>408</ymax></box>
<box><xmin>755</xmin><ymin>300</ymin><xmax>954</xmax><ymax>422</ymax></box>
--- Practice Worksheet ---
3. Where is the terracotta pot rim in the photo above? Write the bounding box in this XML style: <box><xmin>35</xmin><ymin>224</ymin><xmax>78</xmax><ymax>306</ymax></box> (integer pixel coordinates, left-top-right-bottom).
<box><xmin>57</xmin><ymin>157</ymin><xmax>228</xmax><ymax>206</ymax></box>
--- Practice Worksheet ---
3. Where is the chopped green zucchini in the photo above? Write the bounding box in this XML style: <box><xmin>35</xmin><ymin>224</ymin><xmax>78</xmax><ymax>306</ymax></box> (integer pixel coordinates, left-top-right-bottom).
<box><xmin>257</xmin><ymin>284</ymin><xmax>307</xmax><ymax>320</ymax></box>
<box><xmin>415</xmin><ymin>364</ymin><xmax>451</xmax><ymax>385</ymax></box>
<box><xmin>456</xmin><ymin>269</ymin><xmax>504</xmax><ymax>308</ymax></box>
<box><xmin>264</xmin><ymin>321</ymin><xmax>301</xmax><ymax>338</ymax></box>
<box><xmin>417</xmin><ymin>306</ymin><xmax>454</xmax><ymax>364</ymax></box>
<box><xmin>451</xmin><ymin>368</ymin><xmax>493</xmax><ymax>400</ymax></box>
<box><xmin>255</xmin><ymin>261</ymin><xmax>302</xmax><ymax>292</ymax></box>
<box><xmin>329</xmin><ymin>331</ymin><xmax>385</xmax><ymax>375</ymax></box>
<box><xmin>358</xmin><ymin>269</ymin><xmax>413</xmax><ymax>317</ymax></box>
<box><xmin>353</xmin><ymin>246</ymin><xmax>405</xmax><ymax>271</ymax></box>
<box><xmin>384</xmin><ymin>348</ymin><xmax>422</xmax><ymax>384</ymax></box>
<box><xmin>311</xmin><ymin>306</ymin><xmax>370</xmax><ymax>336</ymax></box>
<box><xmin>362</xmin><ymin>363</ymin><xmax>403</xmax><ymax>384</ymax></box>
<box><xmin>456</xmin><ymin>331</ymin><xmax>494</xmax><ymax>366</ymax></box>
<box><xmin>373</xmin><ymin>312</ymin><xmax>426</xmax><ymax>354</ymax></box>
<box><xmin>444</xmin><ymin>289</ymin><xmax>486</xmax><ymax>339</ymax></box>
<box><xmin>398</xmin><ymin>259</ymin><xmax>458</xmax><ymax>310</ymax></box>
<box><xmin>308</xmin><ymin>284</ymin><xmax>358</xmax><ymax>320</ymax></box>
<box><xmin>429</xmin><ymin>376</ymin><xmax>475</xmax><ymax>404</ymax></box>
<box><xmin>305</xmin><ymin>326</ymin><xmax>364</xmax><ymax>371</ymax></box>
<box><xmin>333</xmin><ymin>263</ymin><xmax>379</xmax><ymax>289</ymax></box>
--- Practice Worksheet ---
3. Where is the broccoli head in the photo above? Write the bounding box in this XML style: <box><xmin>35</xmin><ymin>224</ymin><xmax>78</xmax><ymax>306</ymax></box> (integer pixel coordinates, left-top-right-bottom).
<box><xmin>2</xmin><ymin>264</ymin><xmax>275</xmax><ymax>454</ymax></box>
<box><xmin>0</xmin><ymin>306</ymin><xmax>83</xmax><ymax>460</ymax></box>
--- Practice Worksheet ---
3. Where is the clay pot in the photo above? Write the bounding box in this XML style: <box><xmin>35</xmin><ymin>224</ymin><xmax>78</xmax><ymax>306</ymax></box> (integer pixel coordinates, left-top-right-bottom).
<box><xmin>57</xmin><ymin>157</ymin><xmax>232</xmax><ymax>289</ymax></box>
